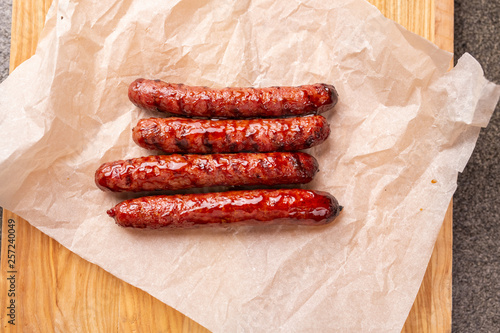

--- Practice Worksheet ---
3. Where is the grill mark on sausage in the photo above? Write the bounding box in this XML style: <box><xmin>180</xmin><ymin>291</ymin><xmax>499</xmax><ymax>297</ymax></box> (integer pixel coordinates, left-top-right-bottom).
<box><xmin>292</xmin><ymin>153</ymin><xmax>306</xmax><ymax>178</ymax></box>
<box><xmin>202</xmin><ymin>131</ymin><xmax>213</xmax><ymax>153</ymax></box>
<box><xmin>125</xmin><ymin>173</ymin><xmax>132</xmax><ymax>187</ymax></box>
<box><xmin>175</xmin><ymin>138</ymin><xmax>190</xmax><ymax>151</ymax></box>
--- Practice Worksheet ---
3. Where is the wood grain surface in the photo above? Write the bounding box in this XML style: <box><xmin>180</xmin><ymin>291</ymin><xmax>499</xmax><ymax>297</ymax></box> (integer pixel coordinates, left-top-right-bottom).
<box><xmin>1</xmin><ymin>0</ymin><xmax>453</xmax><ymax>332</ymax></box>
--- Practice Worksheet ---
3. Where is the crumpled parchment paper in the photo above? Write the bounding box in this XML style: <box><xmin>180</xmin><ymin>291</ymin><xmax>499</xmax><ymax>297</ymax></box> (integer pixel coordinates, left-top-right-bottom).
<box><xmin>1</xmin><ymin>0</ymin><xmax>499</xmax><ymax>331</ymax></box>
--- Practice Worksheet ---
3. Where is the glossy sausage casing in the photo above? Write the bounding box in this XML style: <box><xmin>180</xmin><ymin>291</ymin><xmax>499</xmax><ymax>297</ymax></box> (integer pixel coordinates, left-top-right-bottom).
<box><xmin>128</xmin><ymin>79</ymin><xmax>338</xmax><ymax>118</ymax></box>
<box><xmin>95</xmin><ymin>152</ymin><xmax>318</xmax><ymax>192</ymax></box>
<box><xmin>132</xmin><ymin>115</ymin><xmax>330</xmax><ymax>154</ymax></box>
<box><xmin>107</xmin><ymin>189</ymin><xmax>342</xmax><ymax>228</ymax></box>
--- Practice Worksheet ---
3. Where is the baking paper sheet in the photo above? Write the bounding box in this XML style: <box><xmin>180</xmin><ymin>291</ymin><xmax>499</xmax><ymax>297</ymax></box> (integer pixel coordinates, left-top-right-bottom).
<box><xmin>1</xmin><ymin>0</ymin><xmax>499</xmax><ymax>331</ymax></box>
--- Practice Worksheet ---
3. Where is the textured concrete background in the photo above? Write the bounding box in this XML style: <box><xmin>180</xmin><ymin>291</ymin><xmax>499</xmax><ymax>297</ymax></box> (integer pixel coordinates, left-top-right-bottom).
<box><xmin>0</xmin><ymin>0</ymin><xmax>499</xmax><ymax>331</ymax></box>
<box><xmin>453</xmin><ymin>1</ymin><xmax>500</xmax><ymax>332</ymax></box>
<box><xmin>0</xmin><ymin>0</ymin><xmax>10</xmax><ymax>80</ymax></box>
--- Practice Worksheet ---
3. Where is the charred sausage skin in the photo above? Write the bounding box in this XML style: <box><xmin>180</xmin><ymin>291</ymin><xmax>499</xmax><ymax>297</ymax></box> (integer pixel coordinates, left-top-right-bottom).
<box><xmin>128</xmin><ymin>79</ymin><xmax>338</xmax><ymax>118</ymax></box>
<box><xmin>107</xmin><ymin>189</ymin><xmax>342</xmax><ymax>228</ymax></box>
<box><xmin>132</xmin><ymin>115</ymin><xmax>330</xmax><ymax>154</ymax></box>
<box><xmin>95</xmin><ymin>152</ymin><xmax>318</xmax><ymax>192</ymax></box>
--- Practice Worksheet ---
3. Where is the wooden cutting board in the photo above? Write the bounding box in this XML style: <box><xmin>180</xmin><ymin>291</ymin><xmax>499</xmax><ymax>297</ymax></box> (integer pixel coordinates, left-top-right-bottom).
<box><xmin>1</xmin><ymin>0</ymin><xmax>453</xmax><ymax>331</ymax></box>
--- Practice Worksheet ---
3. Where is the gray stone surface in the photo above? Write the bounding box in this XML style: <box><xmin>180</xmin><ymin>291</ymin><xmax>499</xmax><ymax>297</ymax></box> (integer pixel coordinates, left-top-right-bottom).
<box><xmin>0</xmin><ymin>0</ymin><xmax>498</xmax><ymax>331</ymax></box>
<box><xmin>0</xmin><ymin>0</ymin><xmax>11</xmax><ymax>83</ymax></box>
<box><xmin>453</xmin><ymin>1</ymin><xmax>500</xmax><ymax>332</ymax></box>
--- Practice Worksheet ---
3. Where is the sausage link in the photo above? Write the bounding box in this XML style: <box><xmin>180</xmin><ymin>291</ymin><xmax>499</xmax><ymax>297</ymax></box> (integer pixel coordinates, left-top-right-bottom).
<box><xmin>128</xmin><ymin>79</ymin><xmax>338</xmax><ymax>118</ymax></box>
<box><xmin>132</xmin><ymin>115</ymin><xmax>330</xmax><ymax>154</ymax></box>
<box><xmin>95</xmin><ymin>152</ymin><xmax>318</xmax><ymax>192</ymax></box>
<box><xmin>107</xmin><ymin>189</ymin><xmax>342</xmax><ymax>228</ymax></box>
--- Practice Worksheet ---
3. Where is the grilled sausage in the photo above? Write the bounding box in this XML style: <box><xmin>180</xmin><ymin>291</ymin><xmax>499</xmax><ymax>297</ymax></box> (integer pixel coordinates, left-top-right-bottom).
<box><xmin>95</xmin><ymin>152</ymin><xmax>318</xmax><ymax>192</ymax></box>
<box><xmin>107</xmin><ymin>189</ymin><xmax>342</xmax><ymax>228</ymax></box>
<box><xmin>132</xmin><ymin>115</ymin><xmax>330</xmax><ymax>154</ymax></box>
<box><xmin>128</xmin><ymin>79</ymin><xmax>338</xmax><ymax>118</ymax></box>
